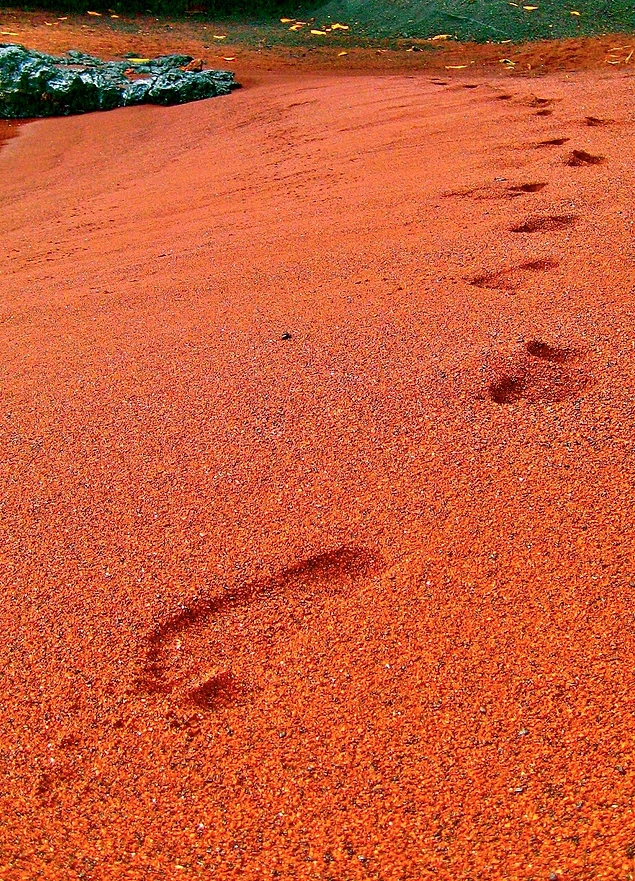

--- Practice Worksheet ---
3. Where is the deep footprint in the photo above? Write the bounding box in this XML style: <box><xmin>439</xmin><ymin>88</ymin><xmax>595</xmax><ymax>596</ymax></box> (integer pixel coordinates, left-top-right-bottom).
<box><xmin>566</xmin><ymin>149</ymin><xmax>606</xmax><ymax>166</ymax></box>
<box><xmin>489</xmin><ymin>375</ymin><xmax>525</xmax><ymax>404</ymax></box>
<box><xmin>510</xmin><ymin>215</ymin><xmax>576</xmax><ymax>233</ymax></box>
<box><xmin>525</xmin><ymin>339</ymin><xmax>578</xmax><ymax>363</ymax></box>
<box><xmin>585</xmin><ymin>116</ymin><xmax>613</xmax><ymax>127</ymax></box>
<box><xmin>488</xmin><ymin>341</ymin><xmax>589</xmax><ymax>405</ymax></box>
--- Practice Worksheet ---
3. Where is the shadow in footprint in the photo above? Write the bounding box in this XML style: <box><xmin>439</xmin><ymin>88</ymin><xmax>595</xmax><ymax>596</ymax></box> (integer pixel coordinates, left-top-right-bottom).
<box><xmin>585</xmin><ymin>116</ymin><xmax>613</xmax><ymax>127</ymax></box>
<box><xmin>487</xmin><ymin>339</ymin><xmax>589</xmax><ymax>405</ymax></box>
<box><xmin>470</xmin><ymin>258</ymin><xmax>558</xmax><ymax>291</ymax></box>
<box><xmin>525</xmin><ymin>339</ymin><xmax>578</xmax><ymax>363</ymax></box>
<box><xmin>535</xmin><ymin>109</ymin><xmax>553</xmax><ymax>117</ymax></box>
<box><xmin>529</xmin><ymin>97</ymin><xmax>554</xmax><ymax>107</ymax></box>
<box><xmin>489</xmin><ymin>375</ymin><xmax>525</xmax><ymax>404</ymax></box>
<box><xmin>566</xmin><ymin>149</ymin><xmax>606</xmax><ymax>166</ymax></box>
<box><xmin>535</xmin><ymin>137</ymin><xmax>570</xmax><ymax>147</ymax></box>
<box><xmin>138</xmin><ymin>545</ymin><xmax>383</xmax><ymax>709</ymax></box>
<box><xmin>508</xmin><ymin>182</ymin><xmax>548</xmax><ymax>195</ymax></box>
<box><xmin>510</xmin><ymin>215</ymin><xmax>576</xmax><ymax>233</ymax></box>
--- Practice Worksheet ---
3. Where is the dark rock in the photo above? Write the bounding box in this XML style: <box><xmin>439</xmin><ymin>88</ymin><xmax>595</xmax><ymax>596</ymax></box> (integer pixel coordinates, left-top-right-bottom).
<box><xmin>0</xmin><ymin>44</ymin><xmax>239</xmax><ymax>119</ymax></box>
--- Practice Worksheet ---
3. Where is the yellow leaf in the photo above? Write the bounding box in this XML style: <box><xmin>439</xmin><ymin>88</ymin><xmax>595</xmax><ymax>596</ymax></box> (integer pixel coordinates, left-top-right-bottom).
<box><xmin>331</xmin><ymin>23</ymin><xmax>349</xmax><ymax>29</ymax></box>
<box><xmin>87</xmin><ymin>10</ymin><xmax>102</xmax><ymax>15</ymax></box>
<box><xmin>432</xmin><ymin>34</ymin><xmax>452</xmax><ymax>40</ymax></box>
<box><xmin>58</xmin><ymin>16</ymin><xmax>68</xmax><ymax>19</ymax></box>
<box><xmin>1</xmin><ymin>31</ymin><xmax>20</xmax><ymax>35</ymax></box>
<box><xmin>128</xmin><ymin>57</ymin><xmax>150</xmax><ymax>63</ymax></box>
<box><xmin>445</xmin><ymin>64</ymin><xmax>467</xmax><ymax>69</ymax></box>
<box><xmin>338</xmin><ymin>51</ymin><xmax>348</xmax><ymax>56</ymax></box>
<box><xmin>626</xmin><ymin>50</ymin><xmax>634</xmax><ymax>63</ymax></box>
<box><xmin>311</xmin><ymin>29</ymin><xmax>327</xmax><ymax>35</ymax></box>
<box><xmin>289</xmin><ymin>24</ymin><xmax>302</xmax><ymax>30</ymax></box>
<box><xmin>44</xmin><ymin>21</ymin><xmax>54</xmax><ymax>25</ymax></box>
<box><xmin>570</xmin><ymin>10</ymin><xmax>580</xmax><ymax>14</ymax></box>
<box><xmin>110</xmin><ymin>13</ymin><xmax>119</xmax><ymax>17</ymax></box>
<box><xmin>223</xmin><ymin>57</ymin><xmax>236</xmax><ymax>61</ymax></box>
<box><xmin>213</xmin><ymin>34</ymin><xmax>227</xmax><ymax>39</ymax></box>
<box><xmin>523</xmin><ymin>5</ymin><xmax>538</xmax><ymax>9</ymax></box>
<box><xmin>280</xmin><ymin>18</ymin><xmax>293</xmax><ymax>23</ymax></box>
<box><xmin>606</xmin><ymin>60</ymin><xmax>621</xmax><ymax>64</ymax></box>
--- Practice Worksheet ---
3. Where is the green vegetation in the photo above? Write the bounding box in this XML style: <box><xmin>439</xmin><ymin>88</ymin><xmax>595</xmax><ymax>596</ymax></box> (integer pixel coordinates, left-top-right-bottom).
<box><xmin>306</xmin><ymin>0</ymin><xmax>635</xmax><ymax>42</ymax></box>
<box><xmin>4</xmin><ymin>0</ymin><xmax>635</xmax><ymax>41</ymax></box>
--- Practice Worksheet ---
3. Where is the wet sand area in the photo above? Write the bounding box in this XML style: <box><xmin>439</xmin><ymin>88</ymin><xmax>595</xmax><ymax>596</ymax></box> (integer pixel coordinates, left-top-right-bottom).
<box><xmin>1</xmin><ymin>21</ymin><xmax>635</xmax><ymax>880</ymax></box>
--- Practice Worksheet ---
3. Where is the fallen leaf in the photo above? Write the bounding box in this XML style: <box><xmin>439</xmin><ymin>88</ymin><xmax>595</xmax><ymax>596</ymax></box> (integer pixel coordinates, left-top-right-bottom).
<box><xmin>213</xmin><ymin>34</ymin><xmax>227</xmax><ymax>39</ymax></box>
<box><xmin>311</xmin><ymin>29</ymin><xmax>327</xmax><ymax>35</ymax></box>
<box><xmin>570</xmin><ymin>10</ymin><xmax>580</xmax><ymax>14</ymax></box>
<box><xmin>500</xmin><ymin>58</ymin><xmax>516</xmax><ymax>64</ymax></box>
<box><xmin>44</xmin><ymin>21</ymin><xmax>54</xmax><ymax>25</ymax></box>
<box><xmin>445</xmin><ymin>64</ymin><xmax>467</xmax><ymax>69</ymax></box>
<box><xmin>606</xmin><ymin>60</ymin><xmax>621</xmax><ymax>64</ymax></box>
<box><xmin>626</xmin><ymin>50</ymin><xmax>634</xmax><ymax>63</ymax></box>
<box><xmin>432</xmin><ymin>34</ymin><xmax>452</xmax><ymax>40</ymax></box>
<box><xmin>58</xmin><ymin>16</ymin><xmax>68</xmax><ymax>20</ymax></box>
<box><xmin>331</xmin><ymin>23</ymin><xmax>349</xmax><ymax>30</ymax></box>
<box><xmin>280</xmin><ymin>18</ymin><xmax>293</xmax><ymax>23</ymax></box>
<box><xmin>338</xmin><ymin>51</ymin><xmax>348</xmax><ymax>56</ymax></box>
<box><xmin>128</xmin><ymin>57</ymin><xmax>150</xmax><ymax>63</ymax></box>
<box><xmin>87</xmin><ymin>10</ymin><xmax>101</xmax><ymax>15</ymax></box>
<box><xmin>523</xmin><ymin>5</ymin><xmax>538</xmax><ymax>9</ymax></box>
<box><xmin>0</xmin><ymin>31</ymin><xmax>19</xmax><ymax>35</ymax></box>
<box><xmin>289</xmin><ymin>24</ymin><xmax>303</xmax><ymax>30</ymax></box>
<box><xmin>110</xmin><ymin>13</ymin><xmax>119</xmax><ymax>18</ymax></box>
<box><xmin>222</xmin><ymin>57</ymin><xmax>236</xmax><ymax>62</ymax></box>
<box><xmin>500</xmin><ymin>39</ymin><xmax>512</xmax><ymax>43</ymax></box>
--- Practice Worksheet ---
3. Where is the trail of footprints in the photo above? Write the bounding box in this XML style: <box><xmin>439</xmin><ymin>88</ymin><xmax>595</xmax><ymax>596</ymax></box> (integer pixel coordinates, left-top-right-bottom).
<box><xmin>137</xmin><ymin>545</ymin><xmax>383</xmax><ymax>712</ymax></box>
<box><xmin>440</xmin><ymin>82</ymin><xmax>610</xmax><ymax>406</ymax></box>
<box><xmin>137</xmin><ymin>90</ymin><xmax>609</xmax><ymax>708</ymax></box>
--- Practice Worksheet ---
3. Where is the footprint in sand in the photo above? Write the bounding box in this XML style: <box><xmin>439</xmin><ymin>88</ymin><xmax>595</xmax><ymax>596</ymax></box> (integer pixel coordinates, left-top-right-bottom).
<box><xmin>510</xmin><ymin>214</ymin><xmax>576</xmax><ymax>234</ymax></box>
<box><xmin>487</xmin><ymin>340</ymin><xmax>590</xmax><ymax>405</ymax></box>
<box><xmin>137</xmin><ymin>545</ymin><xmax>383</xmax><ymax>711</ymax></box>
<box><xmin>566</xmin><ymin>149</ymin><xmax>606</xmax><ymax>167</ymax></box>
<box><xmin>445</xmin><ymin>181</ymin><xmax>547</xmax><ymax>202</ymax></box>
<box><xmin>470</xmin><ymin>258</ymin><xmax>558</xmax><ymax>292</ymax></box>
<box><xmin>584</xmin><ymin>116</ymin><xmax>613</xmax><ymax>127</ymax></box>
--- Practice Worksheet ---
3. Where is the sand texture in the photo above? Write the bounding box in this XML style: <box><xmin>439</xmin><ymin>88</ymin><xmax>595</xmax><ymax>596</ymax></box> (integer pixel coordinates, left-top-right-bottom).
<box><xmin>1</xmin><ymin>20</ymin><xmax>635</xmax><ymax>880</ymax></box>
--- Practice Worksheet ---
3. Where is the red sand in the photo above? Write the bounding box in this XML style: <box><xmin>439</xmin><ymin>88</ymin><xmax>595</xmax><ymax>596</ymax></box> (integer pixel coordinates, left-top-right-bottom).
<box><xmin>2</xmin><ymin>18</ymin><xmax>635</xmax><ymax>881</ymax></box>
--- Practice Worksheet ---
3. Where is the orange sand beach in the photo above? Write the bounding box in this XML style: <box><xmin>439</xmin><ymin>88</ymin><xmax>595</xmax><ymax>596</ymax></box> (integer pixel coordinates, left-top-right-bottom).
<box><xmin>1</xmin><ymin>14</ymin><xmax>635</xmax><ymax>880</ymax></box>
